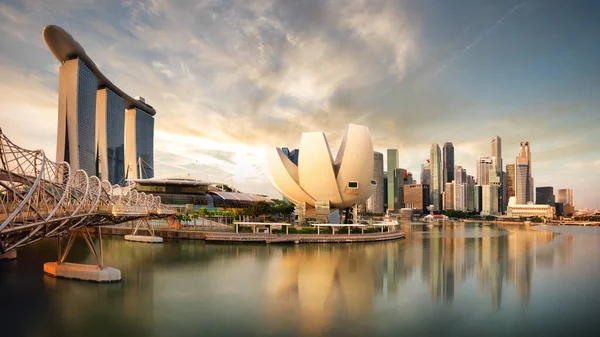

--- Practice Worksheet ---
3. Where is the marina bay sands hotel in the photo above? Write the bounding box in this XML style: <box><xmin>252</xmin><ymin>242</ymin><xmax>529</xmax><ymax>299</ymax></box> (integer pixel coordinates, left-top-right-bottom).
<box><xmin>43</xmin><ymin>25</ymin><xmax>155</xmax><ymax>184</ymax></box>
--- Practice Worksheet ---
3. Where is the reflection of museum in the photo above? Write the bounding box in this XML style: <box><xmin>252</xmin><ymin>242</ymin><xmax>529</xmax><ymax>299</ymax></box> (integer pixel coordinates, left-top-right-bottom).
<box><xmin>267</xmin><ymin>225</ymin><xmax>575</xmax><ymax>333</ymax></box>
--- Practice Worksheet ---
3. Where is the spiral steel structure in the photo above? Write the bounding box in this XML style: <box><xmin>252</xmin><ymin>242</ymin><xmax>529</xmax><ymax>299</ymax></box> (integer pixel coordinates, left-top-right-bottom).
<box><xmin>0</xmin><ymin>129</ymin><xmax>173</xmax><ymax>254</ymax></box>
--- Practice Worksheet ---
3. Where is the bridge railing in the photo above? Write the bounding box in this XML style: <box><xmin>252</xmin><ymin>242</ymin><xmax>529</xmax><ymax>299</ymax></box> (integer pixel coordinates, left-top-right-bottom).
<box><xmin>0</xmin><ymin>129</ymin><xmax>174</xmax><ymax>253</ymax></box>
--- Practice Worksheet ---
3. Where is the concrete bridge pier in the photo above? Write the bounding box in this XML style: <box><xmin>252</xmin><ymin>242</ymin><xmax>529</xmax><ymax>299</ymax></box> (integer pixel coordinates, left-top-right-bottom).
<box><xmin>0</xmin><ymin>250</ymin><xmax>17</xmax><ymax>260</ymax></box>
<box><xmin>124</xmin><ymin>218</ymin><xmax>163</xmax><ymax>243</ymax></box>
<box><xmin>44</xmin><ymin>227</ymin><xmax>121</xmax><ymax>283</ymax></box>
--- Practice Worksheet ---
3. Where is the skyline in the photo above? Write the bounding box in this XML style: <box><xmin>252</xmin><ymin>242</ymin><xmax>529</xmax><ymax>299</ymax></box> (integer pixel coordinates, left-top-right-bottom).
<box><xmin>0</xmin><ymin>0</ymin><xmax>598</xmax><ymax>208</ymax></box>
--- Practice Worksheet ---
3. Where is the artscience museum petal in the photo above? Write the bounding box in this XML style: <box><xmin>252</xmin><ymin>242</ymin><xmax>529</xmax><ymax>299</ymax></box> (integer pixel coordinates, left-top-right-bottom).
<box><xmin>267</xmin><ymin>124</ymin><xmax>376</xmax><ymax>220</ymax></box>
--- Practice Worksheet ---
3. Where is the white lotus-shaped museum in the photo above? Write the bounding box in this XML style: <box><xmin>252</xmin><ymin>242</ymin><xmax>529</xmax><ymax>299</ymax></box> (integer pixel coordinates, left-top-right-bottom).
<box><xmin>267</xmin><ymin>124</ymin><xmax>376</xmax><ymax>216</ymax></box>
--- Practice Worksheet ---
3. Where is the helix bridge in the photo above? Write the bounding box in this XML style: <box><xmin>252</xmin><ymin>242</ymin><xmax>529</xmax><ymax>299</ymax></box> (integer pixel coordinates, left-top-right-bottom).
<box><xmin>0</xmin><ymin>129</ymin><xmax>174</xmax><ymax>279</ymax></box>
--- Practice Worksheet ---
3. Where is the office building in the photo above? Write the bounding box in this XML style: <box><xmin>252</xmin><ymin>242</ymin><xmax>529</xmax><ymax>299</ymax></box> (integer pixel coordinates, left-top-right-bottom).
<box><xmin>477</xmin><ymin>156</ymin><xmax>493</xmax><ymax>185</ymax></box>
<box><xmin>515</xmin><ymin>141</ymin><xmax>533</xmax><ymax>204</ymax></box>
<box><xmin>421</xmin><ymin>161</ymin><xmax>431</xmax><ymax>186</ymax></box>
<box><xmin>387</xmin><ymin>149</ymin><xmax>399</xmax><ymax>212</ymax></box>
<box><xmin>430</xmin><ymin>144</ymin><xmax>442</xmax><ymax>211</ymax></box>
<box><xmin>557</xmin><ymin>189</ymin><xmax>574</xmax><ymax>208</ymax></box>
<box><xmin>443</xmin><ymin>142</ymin><xmax>454</xmax><ymax>189</ymax></box>
<box><xmin>383</xmin><ymin>173</ymin><xmax>388</xmax><ymax>211</ymax></box>
<box><xmin>472</xmin><ymin>185</ymin><xmax>483</xmax><ymax>213</ymax></box>
<box><xmin>506</xmin><ymin>164</ymin><xmax>515</xmax><ymax>200</ymax></box>
<box><xmin>454</xmin><ymin>182</ymin><xmax>467</xmax><ymax>212</ymax></box>
<box><xmin>393</xmin><ymin>168</ymin><xmax>406</xmax><ymax>211</ymax></box>
<box><xmin>536</xmin><ymin>187</ymin><xmax>555</xmax><ymax>206</ymax></box>
<box><xmin>491</xmin><ymin>136</ymin><xmax>504</xmax><ymax>213</ymax></box>
<box><xmin>443</xmin><ymin>182</ymin><xmax>454</xmax><ymax>210</ymax></box>
<box><xmin>404</xmin><ymin>184</ymin><xmax>430</xmax><ymax>213</ymax></box>
<box><xmin>366</xmin><ymin>152</ymin><xmax>384</xmax><ymax>214</ymax></box>
<box><xmin>481</xmin><ymin>185</ymin><xmax>499</xmax><ymax>216</ymax></box>
<box><xmin>44</xmin><ymin>25</ymin><xmax>156</xmax><ymax>183</ymax></box>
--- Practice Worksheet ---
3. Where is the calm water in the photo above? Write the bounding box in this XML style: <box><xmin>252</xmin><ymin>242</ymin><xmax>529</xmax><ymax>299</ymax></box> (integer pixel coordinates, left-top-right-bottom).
<box><xmin>2</xmin><ymin>223</ymin><xmax>600</xmax><ymax>337</ymax></box>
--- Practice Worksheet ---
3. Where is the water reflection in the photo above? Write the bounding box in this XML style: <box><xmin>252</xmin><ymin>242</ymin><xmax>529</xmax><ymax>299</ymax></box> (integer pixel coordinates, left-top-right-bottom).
<box><xmin>267</xmin><ymin>223</ymin><xmax>575</xmax><ymax>335</ymax></box>
<box><xmin>0</xmin><ymin>223</ymin><xmax>584</xmax><ymax>337</ymax></box>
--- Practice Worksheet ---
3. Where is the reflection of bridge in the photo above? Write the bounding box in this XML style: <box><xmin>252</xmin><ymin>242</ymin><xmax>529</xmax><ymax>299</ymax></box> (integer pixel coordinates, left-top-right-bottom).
<box><xmin>0</xmin><ymin>129</ymin><xmax>174</xmax><ymax>280</ymax></box>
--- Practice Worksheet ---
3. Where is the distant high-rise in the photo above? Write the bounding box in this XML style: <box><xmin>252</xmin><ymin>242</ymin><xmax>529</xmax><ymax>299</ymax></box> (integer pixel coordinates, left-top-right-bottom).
<box><xmin>515</xmin><ymin>141</ymin><xmax>532</xmax><ymax>204</ymax></box>
<box><xmin>477</xmin><ymin>156</ymin><xmax>493</xmax><ymax>185</ymax></box>
<box><xmin>491</xmin><ymin>136</ymin><xmax>504</xmax><ymax>213</ymax></box>
<box><xmin>481</xmin><ymin>185</ymin><xmax>499</xmax><ymax>215</ymax></box>
<box><xmin>44</xmin><ymin>25</ymin><xmax>156</xmax><ymax>184</ymax></box>
<box><xmin>421</xmin><ymin>161</ymin><xmax>431</xmax><ymax>186</ymax></box>
<box><xmin>536</xmin><ymin>187</ymin><xmax>555</xmax><ymax>206</ymax></box>
<box><xmin>454</xmin><ymin>166</ymin><xmax>467</xmax><ymax>211</ymax></box>
<box><xmin>491</xmin><ymin>136</ymin><xmax>502</xmax><ymax>171</ymax></box>
<box><xmin>383</xmin><ymin>172</ymin><xmax>388</xmax><ymax>211</ymax></box>
<box><xmin>387</xmin><ymin>149</ymin><xmax>399</xmax><ymax>212</ymax></box>
<box><xmin>404</xmin><ymin>184</ymin><xmax>430</xmax><ymax>213</ymax></box>
<box><xmin>506</xmin><ymin>164</ymin><xmax>516</xmax><ymax>200</ymax></box>
<box><xmin>443</xmin><ymin>182</ymin><xmax>454</xmax><ymax>210</ymax></box>
<box><xmin>393</xmin><ymin>168</ymin><xmax>405</xmax><ymax>211</ymax></box>
<box><xmin>430</xmin><ymin>144</ymin><xmax>442</xmax><ymax>211</ymax></box>
<box><xmin>443</xmin><ymin>142</ymin><xmax>454</xmax><ymax>190</ymax></box>
<box><xmin>557</xmin><ymin>188</ymin><xmax>574</xmax><ymax>207</ymax></box>
<box><xmin>366</xmin><ymin>152</ymin><xmax>384</xmax><ymax>214</ymax></box>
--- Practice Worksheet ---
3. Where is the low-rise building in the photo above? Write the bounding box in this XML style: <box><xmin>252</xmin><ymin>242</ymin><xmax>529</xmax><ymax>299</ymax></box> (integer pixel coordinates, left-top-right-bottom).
<box><xmin>506</xmin><ymin>196</ymin><xmax>555</xmax><ymax>219</ymax></box>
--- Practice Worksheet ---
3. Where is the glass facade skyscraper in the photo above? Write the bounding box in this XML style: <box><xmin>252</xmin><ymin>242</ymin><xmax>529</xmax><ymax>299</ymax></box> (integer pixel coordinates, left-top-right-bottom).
<box><xmin>430</xmin><ymin>144</ymin><xmax>442</xmax><ymax>211</ymax></box>
<box><xmin>96</xmin><ymin>88</ymin><xmax>126</xmax><ymax>185</ymax></box>
<box><xmin>386</xmin><ymin>149</ymin><xmax>399</xmax><ymax>212</ymax></box>
<box><xmin>126</xmin><ymin>108</ymin><xmax>155</xmax><ymax>179</ymax></box>
<box><xmin>443</xmin><ymin>142</ymin><xmax>454</xmax><ymax>189</ymax></box>
<box><xmin>47</xmin><ymin>26</ymin><xmax>157</xmax><ymax>184</ymax></box>
<box><xmin>56</xmin><ymin>58</ymin><xmax>97</xmax><ymax>176</ymax></box>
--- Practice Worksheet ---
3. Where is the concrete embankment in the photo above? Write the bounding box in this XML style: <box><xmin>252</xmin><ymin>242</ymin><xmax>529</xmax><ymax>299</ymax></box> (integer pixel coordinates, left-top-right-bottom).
<box><xmin>204</xmin><ymin>231</ymin><xmax>405</xmax><ymax>244</ymax></box>
<box><xmin>91</xmin><ymin>226</ymin><xmax>405</xmax><ymax>244</ymax></box>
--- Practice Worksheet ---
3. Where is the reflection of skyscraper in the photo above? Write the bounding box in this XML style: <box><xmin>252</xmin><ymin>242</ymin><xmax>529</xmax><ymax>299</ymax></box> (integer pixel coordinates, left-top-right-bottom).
<box><xmin>443</xmin><ymin>142</ymin><xmax>454</xmax><ymax>190</ymax></box>
<box><xmin>430</xmin><ymin>144</ymin><xmax>442</xmax><ymax>211</ymax></box>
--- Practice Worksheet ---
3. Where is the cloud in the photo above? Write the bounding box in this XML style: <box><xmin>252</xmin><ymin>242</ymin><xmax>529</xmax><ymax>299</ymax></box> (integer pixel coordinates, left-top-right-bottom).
<box><xmin>0</xmin><ymin>0</ymin><xmax>598</xmax><ymax>207</ymax></box>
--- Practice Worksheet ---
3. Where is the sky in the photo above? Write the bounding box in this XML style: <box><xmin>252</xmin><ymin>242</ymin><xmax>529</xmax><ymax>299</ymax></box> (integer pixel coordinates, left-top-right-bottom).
<box><xmin>0</xmin><ymin>0</ymin><xmax>598</xmax><ymax>208</ymax></box>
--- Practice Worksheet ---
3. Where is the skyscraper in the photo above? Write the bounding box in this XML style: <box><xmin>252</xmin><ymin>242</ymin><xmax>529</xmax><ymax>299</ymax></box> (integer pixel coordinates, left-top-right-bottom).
<box><xmin>506</xmin><ymin>164</ymin><xmax>515</xmax><ymax>200</ymax></box>
<box><xmin>387</xmin><ymin>149</ymin><xmax>399</xmax><ymax>212</ymax></box>
<box><xmin>443</xmin><ymin>142</ymin><xmax>454</xmax><ymax>189</ymax></box>
<box><xmin>430</xmin><ymin>144</ymin><xmax>442</xmax><ymax>211</ymax></box>
<box><xmin>491</xmin><ymin>136</ymin><xmax>504</xmax><ymax>213</ymax></box>
<box><xmin>44</xmin><ymin>25</ymin><xmax>156</xmax><ymax>184</ymax></box>
<box><xmin>421</xmin><ymin>161</ymin><xmax>431</xmax><ymax>186</ymax></box>
<box><xmin>515</xmin><ymin>141</ymin><xmax>532</xmax><ymax>204</ymax></box>
<box><xmin>125</xmin><ymin>106</ymin><xmax>155</xmax><ymax>179</ymax></box>
<box><xmin>477</xmin><ymin>156</ymin><xmax>493</xmax><ymax>185</ymax></box>
<box><xmin>536</xmin><ymin>187</ymin><xmax>555</xmax><ymax>206</ymax></box>
<box><xmin>404</xmin><ymin>184</ymin><xmax>430</xmax><ymax>213</ymax></box>
<box><xmin>56</xmin><ymin>58</ymin><xmax>98</xmax><ymax>175</ymax></box>
<box><xmin>366</xmin><ymin>152</ymin><xmax>384</xmax><ymax>214</ymax></box>
<box><xmin>481</xmin><ymin>185</ymin><xmax>499</xmax><ymax>215</ymax></box>
<box><xmin>557</xmin><ymin>188</ymin><xmax>574</xmax><ymax>207</ymax></box>
<box><xmin>393</xmin><ymin>168</ymin><xmax>405</xmax><ymax>211</ymax></box>
<box><xmin>96</xmin><ymin>88</ymin><xmax>125</xmax><ymax>184</ymax></box>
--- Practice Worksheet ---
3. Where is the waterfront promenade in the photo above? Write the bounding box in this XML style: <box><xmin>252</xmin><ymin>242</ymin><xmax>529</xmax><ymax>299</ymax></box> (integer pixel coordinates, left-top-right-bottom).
<box><xmin>93</xmin><ymin>225</ymin><xmax>405</xmax><ymax>244</ymax></box>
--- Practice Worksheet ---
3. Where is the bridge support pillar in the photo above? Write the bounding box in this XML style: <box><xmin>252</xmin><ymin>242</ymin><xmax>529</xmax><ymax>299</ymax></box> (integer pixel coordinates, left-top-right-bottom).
<box><xmin>124</xmin><ymin>218</ymin><xmax>163</xmax><ymax>243</ymax></box>
<box><xmin>44</xmin><ymin>228</ymin><xmax>121</xmax><ymax>282</ymax></box>
<box><xmin>0</xmin><ymin>250</ymin><xmax>17</xmax><ymax>260</ymax></box>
